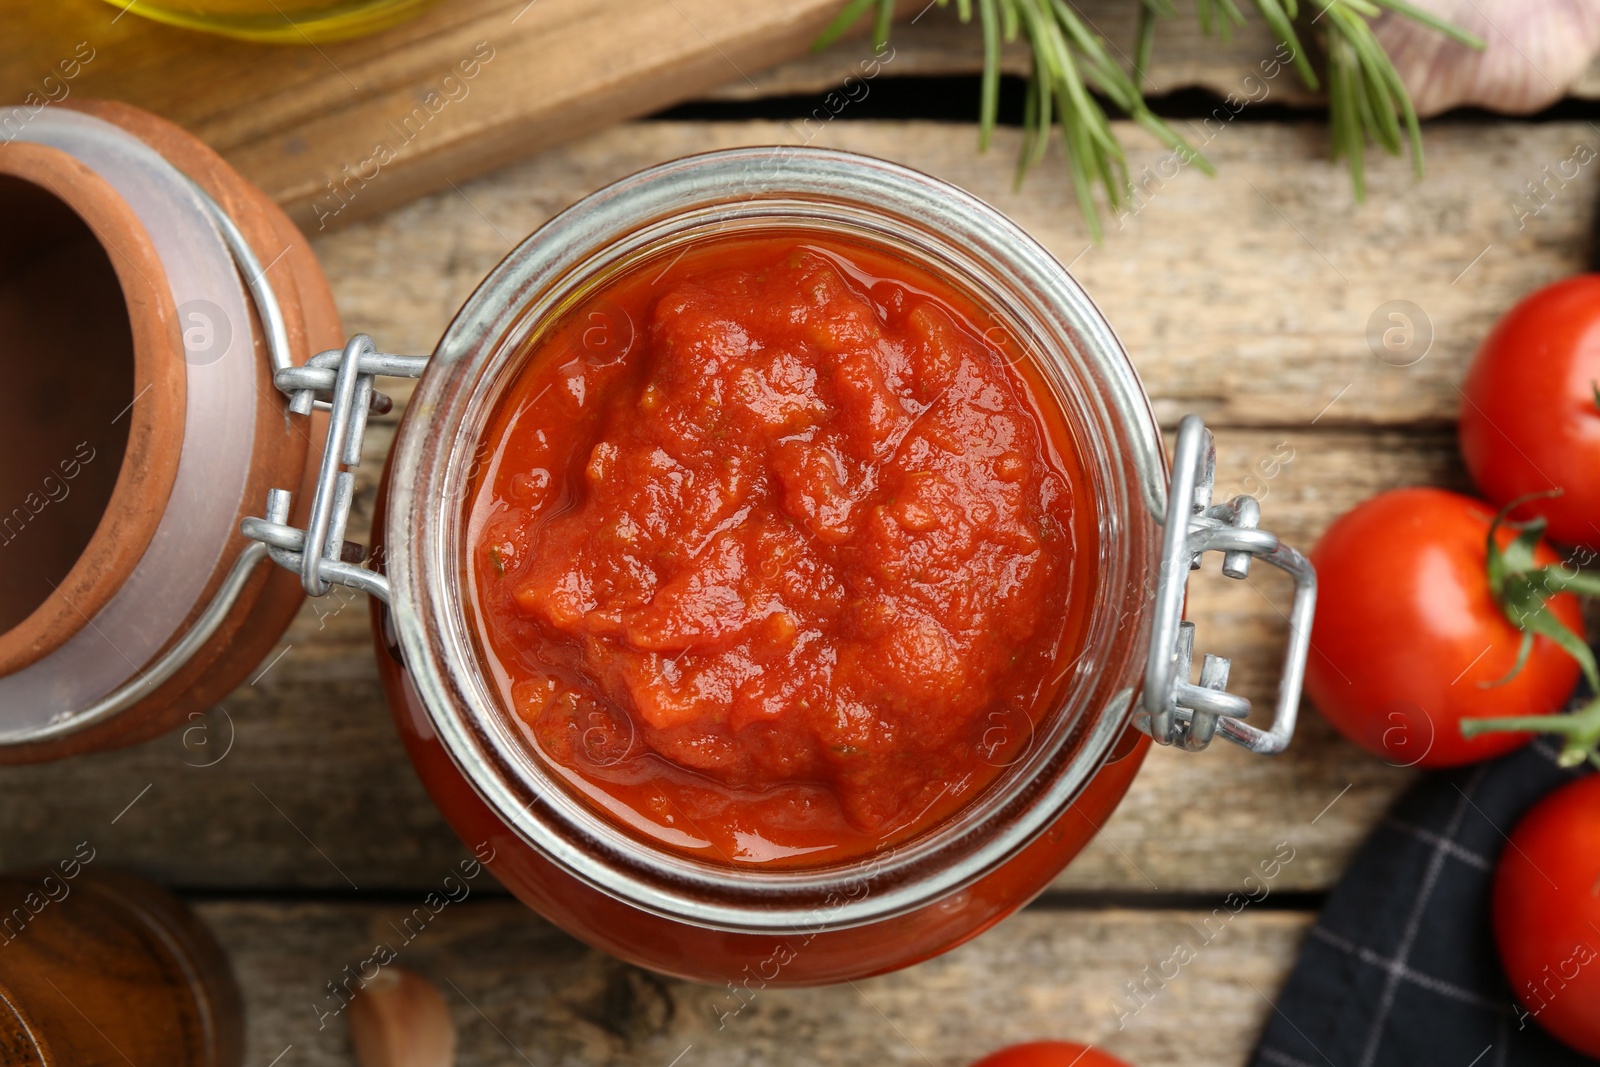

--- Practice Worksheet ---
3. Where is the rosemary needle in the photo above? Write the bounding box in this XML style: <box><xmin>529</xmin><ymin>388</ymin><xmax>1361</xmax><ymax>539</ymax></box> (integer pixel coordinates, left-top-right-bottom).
<box><xmin>814</xmin><ymin>0</ymin><xmax>1483</xmax><ymax>234</ymax></box>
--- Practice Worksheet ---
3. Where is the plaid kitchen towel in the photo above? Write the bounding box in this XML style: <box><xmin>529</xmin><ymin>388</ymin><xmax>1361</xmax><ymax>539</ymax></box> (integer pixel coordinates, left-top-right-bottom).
<box><xmin>1250</xmin><ymin>740</ymin><xmax>1597</xmax><ymax>1067</ymax></box>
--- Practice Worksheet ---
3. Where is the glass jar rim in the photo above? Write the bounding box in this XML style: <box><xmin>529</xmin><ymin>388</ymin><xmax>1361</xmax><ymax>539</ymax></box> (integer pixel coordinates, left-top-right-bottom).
<box><xmin>386</xmin><ymin>146</ymin><xmax>1169</xmax><ymax>933</ymax></box>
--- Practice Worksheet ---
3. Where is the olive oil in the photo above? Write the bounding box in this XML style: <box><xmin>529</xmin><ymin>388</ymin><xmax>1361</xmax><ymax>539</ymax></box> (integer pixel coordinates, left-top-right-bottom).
<box><xmin>100</xmin><ymin>0</ymin><xmax>437</xmax><ymax>43</ymax></box>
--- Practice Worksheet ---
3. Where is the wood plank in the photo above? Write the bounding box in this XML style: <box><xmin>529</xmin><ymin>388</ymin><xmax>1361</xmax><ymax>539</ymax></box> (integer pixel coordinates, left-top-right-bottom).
<box><xmin>9</xmin><ymin>0</ymin><xmax>1594</xmax><ymax>237</ymax></box>
<box><xmin>0</xmin><ymin>0</ymin><xmax>873</xmax><ymax>230</ymax></box>
<box><xmin>321</xmin><ymin>119</ymin><xmax>1599</xmax><ymax>429</ymax></box>
<box><xmin>200</xmin><ymin>898</ymin><xmax>1311</xmax><ymax>1067</ymax></box>
<box><xmin>710</xmin><ymin>1</ymin><xmax>1600</xmax><ymax>105</ymax></box>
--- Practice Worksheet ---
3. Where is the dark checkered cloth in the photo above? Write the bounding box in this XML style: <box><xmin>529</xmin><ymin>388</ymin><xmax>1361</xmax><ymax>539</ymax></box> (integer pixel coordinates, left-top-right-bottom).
<box><xmin>1250</xmin><ymin>740</ymin><xmax>1596</xmax><ymax>1067</ymax></box>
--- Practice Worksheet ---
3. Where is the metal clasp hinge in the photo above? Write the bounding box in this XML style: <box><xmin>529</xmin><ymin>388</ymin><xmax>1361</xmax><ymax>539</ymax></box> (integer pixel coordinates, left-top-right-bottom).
<box><xmin>1136</xmin><ymin>415</ymin><xmax>1317</xmax><ymax>755</ymax></box>
<box><xmin>240</xmin><ymin>334</ymin><xmax>428</xmax><ymax>605</ymax></box>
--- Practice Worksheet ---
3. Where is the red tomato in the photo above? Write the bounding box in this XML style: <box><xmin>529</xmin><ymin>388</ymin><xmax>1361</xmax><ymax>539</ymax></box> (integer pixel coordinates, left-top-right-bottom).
<box><xmin>1493</xmin><ymin>773</ymin><xmax>1600</xmax><ymax>1057</ymax></box>
<box><xmin>1305</xmin><ymin>488</ymin><xmax>1583</xmax><ymax>767</ymax></box>
<box><xmin>970</xmin><ymin>1042</ymin><xmax>1133</xmax><ymax>1067</ymax></box>
<box><xmin>1460</xmin><ymin>274</ymin><xmax>1600</xmax><ymax>550</ymax></box>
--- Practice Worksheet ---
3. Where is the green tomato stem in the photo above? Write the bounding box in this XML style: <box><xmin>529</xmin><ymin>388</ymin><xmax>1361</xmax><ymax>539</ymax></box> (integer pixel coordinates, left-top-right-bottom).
<box><xmin>1539</xmin><ymin>568</ymin><xmax>1600</xmax><ymax>598</ymax></box>
<box><xmin>1462</xmin><ymin>696</ymin><xmax>1600</xmax><ymax>767</ymax></box>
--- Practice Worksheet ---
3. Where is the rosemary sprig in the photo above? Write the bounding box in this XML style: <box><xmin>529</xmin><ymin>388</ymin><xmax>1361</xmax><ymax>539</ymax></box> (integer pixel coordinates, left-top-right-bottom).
<box><xmin>1310</xmin><ymin>0</ymin><xmax>1481</xmax><ymax>198</ymax></box>
<box><xmin>814</xmin><ymin>0</ymin><xmax>1483</xmax><ymax>236</ymax></box>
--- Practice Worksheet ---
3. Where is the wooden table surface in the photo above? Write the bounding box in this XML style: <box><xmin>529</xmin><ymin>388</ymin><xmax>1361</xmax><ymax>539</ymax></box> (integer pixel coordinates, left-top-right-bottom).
<box><xmin>5</xmin><ymin>5</ymin><xmax>1596</xmax><ymax>1065</ymax></box>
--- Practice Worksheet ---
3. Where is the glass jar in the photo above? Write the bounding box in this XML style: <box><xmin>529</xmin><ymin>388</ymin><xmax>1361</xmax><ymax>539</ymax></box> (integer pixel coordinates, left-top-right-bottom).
<box><xmin>340</xmin><ymin>148</ymin><xmax>1316</xmax><ymax>985</ymax></box>
<box><xmin>97</xmin><ymin>0</ymin><xmax>437</xmax><ymax>43</ymax></box>
<box><xmin>0</xmin><ymin>98</ymin><xmax>1311</xmax><ymax>981</ymax></box>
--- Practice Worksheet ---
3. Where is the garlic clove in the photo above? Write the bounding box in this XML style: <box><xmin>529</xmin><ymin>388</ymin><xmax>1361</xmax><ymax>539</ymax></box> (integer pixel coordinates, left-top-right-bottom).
<box><xmin>1373</xmin><ymin>0</ymin><xmax>1600</xmax><ymax>116</ymax></box>
<box><xmin>347</xmin><ymin>966</ymin><xmax>457</xmax><ymax>1067</ymax></box>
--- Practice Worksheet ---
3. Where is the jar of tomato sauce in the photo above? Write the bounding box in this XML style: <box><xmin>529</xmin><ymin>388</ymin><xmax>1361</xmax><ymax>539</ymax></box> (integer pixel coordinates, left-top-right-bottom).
<box><xmin>245</xmin><ymin>148</ymin><xmax>1316</xmax><ymax>986</ymax></box>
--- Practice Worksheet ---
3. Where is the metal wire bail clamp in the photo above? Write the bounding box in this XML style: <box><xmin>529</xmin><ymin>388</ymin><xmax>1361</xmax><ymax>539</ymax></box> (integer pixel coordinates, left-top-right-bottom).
<box><xmin>240</xmin><ymin>335</ymin><xmax>429</xmax><ymax>605</ymax></box>
<box><xmin>1137</xmin><ymin>415</ymin><xmax>1317</xmax><ymax>755</ymax></box>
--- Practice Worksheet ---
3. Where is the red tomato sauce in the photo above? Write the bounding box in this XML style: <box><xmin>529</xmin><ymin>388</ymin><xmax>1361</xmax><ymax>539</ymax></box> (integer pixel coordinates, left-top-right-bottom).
<box><xmin>465</xmin><ymin>234</ymin><xmax>1097</xmax><ymax>866</ymax></box>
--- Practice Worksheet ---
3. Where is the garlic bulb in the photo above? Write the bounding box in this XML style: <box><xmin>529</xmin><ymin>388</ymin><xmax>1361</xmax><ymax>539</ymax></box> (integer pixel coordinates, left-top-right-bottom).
<box><xmin>1373</xmin><ymin>0</ymin><xmax>1600</xmax><ymax>116</ymax></box>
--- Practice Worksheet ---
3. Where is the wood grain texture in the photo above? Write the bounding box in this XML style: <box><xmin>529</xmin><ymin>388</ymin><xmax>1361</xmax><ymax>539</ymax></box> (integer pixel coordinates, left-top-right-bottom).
<box><xmin>200</xmin><ymin>898</ymin><xmax>1312</xmax><ymax>1067</ymax></box>
<box><xmin>0</xmin><ymin>0</ymin><xmax>874</xmax><ymax>230</ymax></box>
<box><xmin>0</xmin><ymin>116</ymin><xmax>1563</xmax><ymax>894</ymax></box>
<box><xmin>7</xmin><ymin>0</ymin><xmax>1594</xmax><ymax>236</ymax></box>
<box><xmin>319</xmin><ymin>119</ymin><xmax>1600</xmax><ymax>429</ymax></box>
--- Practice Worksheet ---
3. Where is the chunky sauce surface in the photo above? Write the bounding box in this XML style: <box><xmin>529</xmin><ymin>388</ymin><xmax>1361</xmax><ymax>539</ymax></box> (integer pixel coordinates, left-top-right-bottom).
<box><xmin>466</xmin><ymin>234</ymin><xmax>1095</xmax><ymax>865</ymax></box>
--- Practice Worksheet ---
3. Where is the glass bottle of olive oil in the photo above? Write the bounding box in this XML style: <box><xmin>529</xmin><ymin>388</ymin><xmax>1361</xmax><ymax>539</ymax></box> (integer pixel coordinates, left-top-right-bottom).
<box><xmin>100</xmin><ymin>0</ymin><xmax>438</xmax><ymax>43</ymax></box>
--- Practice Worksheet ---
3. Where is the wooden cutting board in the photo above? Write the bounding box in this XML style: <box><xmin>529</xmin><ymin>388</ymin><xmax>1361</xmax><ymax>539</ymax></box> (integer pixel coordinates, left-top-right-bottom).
<box><xmin>0</xmin><ymin>0</ymin><xmax>875</xmax><ymax>231</ymax></box>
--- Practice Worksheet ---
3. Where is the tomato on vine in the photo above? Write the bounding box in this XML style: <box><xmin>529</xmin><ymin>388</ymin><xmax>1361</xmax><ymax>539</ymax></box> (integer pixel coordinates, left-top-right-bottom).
<box><xmin>1492</xmin><ymin>774</ymin><xmax>1600</xmax><ymax>1058</ymax></box>
<box><xmin>1460</xmin><ymin>274</ymin><xmax>1600</xmax><ymax>550</ymax></box>
<box><xmin>1305</xmin><ymin>488</ymin><xmax>1595</xmax><ymax>768</ymax></box>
